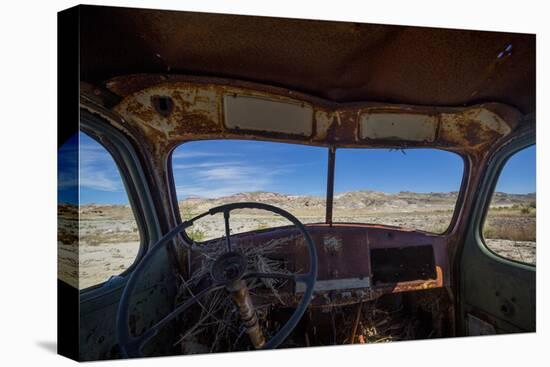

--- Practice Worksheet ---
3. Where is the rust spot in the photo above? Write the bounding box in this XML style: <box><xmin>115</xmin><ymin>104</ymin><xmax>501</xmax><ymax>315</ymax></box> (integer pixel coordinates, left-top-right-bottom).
<box><xmin>323</xmin><ymin>235</ymin><xmax>343</xmax><ymax>254</ymax></box>
<box><xmin>151</xmin><ymin>95</ymin><xmax>174</xmax><ymax>117</ymax></box>
<box><xmin>106</xmin><ymin>75</ymin><xmax>522</xmax><ymax>159</ymax></box>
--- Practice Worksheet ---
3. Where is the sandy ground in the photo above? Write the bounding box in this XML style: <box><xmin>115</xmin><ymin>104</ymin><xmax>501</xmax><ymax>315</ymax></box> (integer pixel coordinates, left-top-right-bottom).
<box><xmin>485</xmin><ymin>239</ymin><xmax>536</xmax><ymax>265</ymax></box>
<box><xmin>58</xmin><ymin>205</ymin><xmax>140</xmax><ymax>289</ymax></box>
<box><xmin>182</xmin><ymin>211</ymin><xmax>454</xmax><ymax>240</ymax></box>
<box><xmin>58</xmin><ymin>205</ymin><xmax>535</xmax><ymax>289</ymax></box>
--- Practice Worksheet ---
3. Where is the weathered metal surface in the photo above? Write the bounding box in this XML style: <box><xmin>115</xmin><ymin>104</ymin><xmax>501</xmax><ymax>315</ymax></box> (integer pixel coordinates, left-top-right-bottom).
<box><xmin>325</xmin><ymin>146</ymin><xmax>336</xmax><ymax>225</ymax></box>
<box><xmin>295</xmin><ymin>277</ymin><xmax>371</xmax><ymax>293</ymax></box>
<box><xmin>229</xmin><ymin>280</ymin><xmax>266</xmax><ymax>348</ymax></box>
<box><xmin>187</xmin><ymin>223</ymin><xmax>448</xmax><ymax>308</ymax></box>
<box><xmin>80</xmin><ymin>6</ymin><xmax>535</xmax><ymax>115</ymax></box>
<box><xmin>81</xmin><ymin>90</ymin><xmax>189</xmax><ymax>276</ymax></box>
<box><xmin>80</xmin><ymin>75</ymin><xmax>533</xmax><ymax>313</ymax></box>
<box><xmin>75</xmin><ymin>5</ymin><xmax>536</xmax><ymax>353</ymax></box>
<box><xmin>224</xmin><ymin>94</ymin><xmax>314</xmax><ymax>136</ymax></box>
<box><xmin>109</xmin><ymin>76</ymin><xmax>521</xmax><ymax>156</ymax></box>
<box><xmin>439</xmin><ymin>106</ymin><xmax>517</xmax><ymax>148</ymax></box>
<box><xmin>360</xmin><ymin>112</ymin><xmax>438</xmax><ymax>142</ymax></box>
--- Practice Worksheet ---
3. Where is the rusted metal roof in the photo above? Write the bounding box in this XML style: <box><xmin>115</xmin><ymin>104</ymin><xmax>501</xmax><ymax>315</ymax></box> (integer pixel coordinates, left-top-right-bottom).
<box><xmin>79</xmin><ymin>5</ymin><xmax>535</xmax><ymax>114</ymax></box>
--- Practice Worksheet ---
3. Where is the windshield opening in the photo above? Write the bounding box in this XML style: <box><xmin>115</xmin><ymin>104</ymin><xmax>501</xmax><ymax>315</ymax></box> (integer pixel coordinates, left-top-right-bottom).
<box><xmin>171</xmin><ymin>141</ymin><xmax>464</xmax><ymax>238</ymax></box>
<box><xmin>332</xmin><ymin>148</ymin><xmax>464</xmax><ymax>233</ymax></box>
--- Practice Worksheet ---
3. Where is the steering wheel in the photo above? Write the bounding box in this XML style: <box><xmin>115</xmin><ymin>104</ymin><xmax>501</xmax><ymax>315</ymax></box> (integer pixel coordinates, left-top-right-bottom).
<box><xmin>116</xmin><ymin>202</ymin><xmax>318</xmax><ymax>357</ymax></box>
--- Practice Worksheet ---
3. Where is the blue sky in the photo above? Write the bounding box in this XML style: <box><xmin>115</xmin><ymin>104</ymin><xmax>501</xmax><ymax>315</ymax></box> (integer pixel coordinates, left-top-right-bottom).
<box><xmin>335</xmin><ymin>148</ymin><xmax>463</xmax><ymax>194</ymax></box>
<box><xmin>172</xmin><ymin>140</ymin><xmax>327</xmax><ymax>198</ymax></box>
<box><xmin>59</xmin><ymin>134</ymin><xmax>536</xmax><ymax>204</ymax></box>
<box><xmin>171</xmin><ymin>140</ymin><xmax>536</xmax><ymax>199</ymax></box>
<box><xmin>58</xmin><ymin>133</ymin><xmax>129</xmax><ymax>205</ymax></box>
<box><xmin>496</xmin><ymin>145</ymin><xmax>536</xmax><ymax>194</ymax></box>
<box><xmin>58</xmin><ymin>133</ymin><xmax>78</xmax><ymax>204</ymax></box>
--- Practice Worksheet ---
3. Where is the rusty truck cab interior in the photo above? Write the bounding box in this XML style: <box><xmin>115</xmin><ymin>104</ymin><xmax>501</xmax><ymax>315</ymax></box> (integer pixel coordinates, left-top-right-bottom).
<box><xmin>68</xmin><ymin>5</ymin><xmax>535</xmax><ymax>360</ymax></box>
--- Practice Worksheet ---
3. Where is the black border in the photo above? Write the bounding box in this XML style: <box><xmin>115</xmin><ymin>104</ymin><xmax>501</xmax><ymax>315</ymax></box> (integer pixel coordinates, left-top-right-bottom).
<box><xmin>57</xmin><ymin>5</ymin><xmax>80</xmax><ymax>361</ymax></box>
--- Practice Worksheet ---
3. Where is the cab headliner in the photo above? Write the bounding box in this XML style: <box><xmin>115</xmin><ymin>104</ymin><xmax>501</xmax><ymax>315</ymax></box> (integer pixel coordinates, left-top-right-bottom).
<box><xmin>79</xmin><ymin>5</ymin><xmax>535</xmax><ymax>115</ymax></box>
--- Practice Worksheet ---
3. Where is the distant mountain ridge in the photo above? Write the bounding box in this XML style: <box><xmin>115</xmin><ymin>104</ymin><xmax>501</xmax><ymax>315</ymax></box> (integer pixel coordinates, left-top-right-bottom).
<box><xmin>178</xmin><ymin>190</ymin><xmax>535</xmax><ymax>213</ymax></box>
<box><xmin>65</xmin><ymin>190</ymin><xmax>536</xmax><ymax>212</ymax></box>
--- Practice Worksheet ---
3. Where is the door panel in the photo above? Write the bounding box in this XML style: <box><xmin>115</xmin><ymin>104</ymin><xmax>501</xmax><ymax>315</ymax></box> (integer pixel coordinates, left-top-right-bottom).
<box><xmin>77</xmin><ymin>111</ymin><xmax>179</xmax><ymax>360</ymax></box>
<box><xmin>459</xmin><ymin>133</ymin><xmax>535</xmax><ymax>335</ymax></box>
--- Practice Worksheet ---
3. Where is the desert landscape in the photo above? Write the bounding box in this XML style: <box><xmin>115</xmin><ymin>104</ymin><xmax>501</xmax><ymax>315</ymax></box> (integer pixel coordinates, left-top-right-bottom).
<box><xmin>58</xmin><ymin>190</ymin><xmax>535</xmax><ymax>289</ymax></box>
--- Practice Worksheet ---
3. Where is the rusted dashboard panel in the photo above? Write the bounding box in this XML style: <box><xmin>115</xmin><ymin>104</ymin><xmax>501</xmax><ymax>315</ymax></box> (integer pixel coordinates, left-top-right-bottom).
<box><xmin>192</xmin><ymin>224</ymin><xmax>448</xmax><ymax>308</ymax></box>
<box><xmin>371</xmin><ymin>245</ymin><xmax>436</xmax><ymax>284</ymax></box>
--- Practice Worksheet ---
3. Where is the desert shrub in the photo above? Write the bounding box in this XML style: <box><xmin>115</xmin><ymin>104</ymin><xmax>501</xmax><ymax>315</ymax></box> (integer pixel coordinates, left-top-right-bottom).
<box><xmin>484</xmin><ymin>220</ymin><xmax>536</xmax><ymax>242</ymax></box>
<box><xmin>427</xmin><ymin>222</ymin><xmax>450</xmax><ymax>234</ymax></box>
<box><xmin>180</xmin><ymin>202</ymin><xmax>205</xmax><ymax>242</ymax></box>
<box><xmin>180</xmin><ymin>203</ymin><xmax>195</xmax><ymax>220</ymax></box>
<box><xmin>187</xmin><ymin>228</ymin><xmax>205</xmax><ymax>242</ymax></box>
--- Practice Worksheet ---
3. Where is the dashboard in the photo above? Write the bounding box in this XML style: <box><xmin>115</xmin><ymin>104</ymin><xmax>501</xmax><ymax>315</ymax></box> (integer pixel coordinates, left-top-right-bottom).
<box><xmin>193</xmin><ymin>223</ymin><xmax>448</xmax><ymax>307</ymax></box>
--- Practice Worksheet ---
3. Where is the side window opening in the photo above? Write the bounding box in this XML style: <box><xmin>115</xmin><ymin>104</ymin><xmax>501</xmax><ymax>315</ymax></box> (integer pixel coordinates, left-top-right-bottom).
<box><xmin>78</xmin><ymin>132</ymin><xmax>141</xmax><ymax>289</ymax></box>
<box><xmin>482</xmin><ymin>145</ymin><xmax>536</xmax><ymax>265</ymax></box>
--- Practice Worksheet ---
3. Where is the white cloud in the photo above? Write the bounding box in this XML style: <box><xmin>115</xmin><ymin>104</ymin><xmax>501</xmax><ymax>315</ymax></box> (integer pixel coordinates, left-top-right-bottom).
<box><xmin>171</xmin><ymin>150</ymin><xmax>242</xmax><ymax>160</ymax></box>
<box><xmin>79</xmin><ymin>171</ymin><xmax>121</xmax><ymax>192</ymax></box>
<box><xmin>174</xmin><ymin>160</ymin><xmax>294</xmax><ymax>199</ymax></box>
<box><xmin>170</xmin><ymin>140</ymin><xmax>322</xmax><ymax>199</ymax></box>
<box><xmin>78</xmin><ymin>139</ymin><xmax>123</xmax><ymax>192</ymax></box>
<box><xmin>176</xmin><ymin>185</ymin><xmax>259</xmax><ymax>198</ymax></box>
<box><xmin>195</xmin><ymin>166</ymin><xmax>249</xmax><ymax>181</ymax></box>
<box><xmin>173</xmin><ymin>161</ymin><xmax>241</xmax><ymax>170</ymax></box>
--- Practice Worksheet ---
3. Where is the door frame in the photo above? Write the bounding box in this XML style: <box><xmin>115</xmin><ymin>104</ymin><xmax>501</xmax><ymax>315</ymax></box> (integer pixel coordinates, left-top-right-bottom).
<box><xmin>457</xmin><ymin>124</ymin><xmax>535</xmax><ymax>335</ymax></box>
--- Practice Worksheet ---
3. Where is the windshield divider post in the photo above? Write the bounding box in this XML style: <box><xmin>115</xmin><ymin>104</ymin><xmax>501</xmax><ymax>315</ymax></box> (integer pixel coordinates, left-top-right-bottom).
<box><xmin>325</xmin><ymin>146</ymin><xmax>336</xmax><ymax>226</ymax></box>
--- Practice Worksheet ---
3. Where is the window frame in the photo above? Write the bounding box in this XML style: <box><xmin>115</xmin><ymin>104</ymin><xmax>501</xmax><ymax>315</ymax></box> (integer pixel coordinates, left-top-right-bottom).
<box><xmin>79</xmin><ymin>110</ymin><xmax>162</xmax><ymax>297</ymax></box>
<box><xmin>477</xmin><ymin>140</ymin><xmax>536</xmax><ymax>268</ymax></box>
<box><xmin>167</xmin><ymin>139</ymin><xmax>330</xmax><ymax>245</ymax></box>
<box><xmin>168</xmin><ymin>139</ymin><xmax>468</xmax><ymax>240</ymax></box>
<box><xmin>329</xmin><ymin>146</ymin><xmax>467</xmax><ymax>235</ymax></box>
